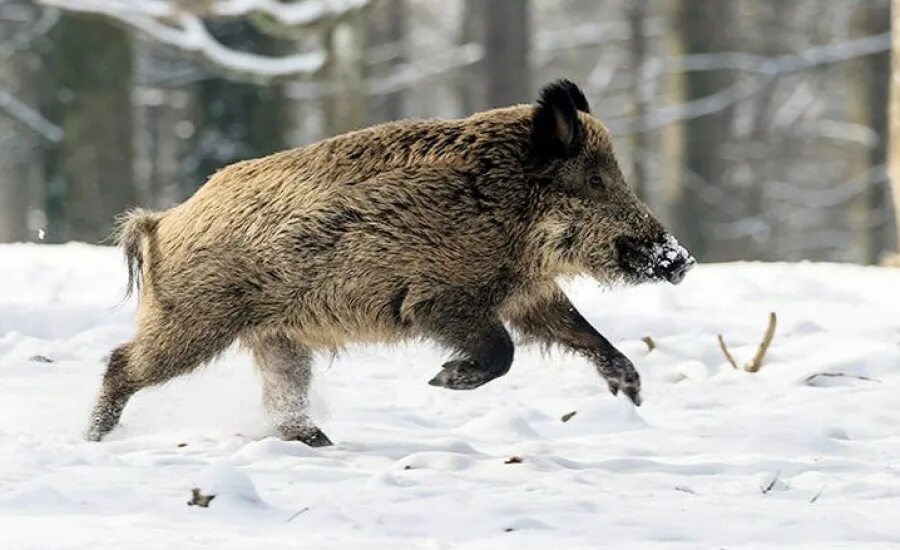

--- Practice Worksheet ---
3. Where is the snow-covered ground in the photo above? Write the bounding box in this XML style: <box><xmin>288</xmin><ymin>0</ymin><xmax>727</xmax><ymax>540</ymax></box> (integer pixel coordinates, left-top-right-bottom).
<box><xmin>0</xmin><ymin>243</ymin><xmax>898</xmax><ymax>549</ymax></box>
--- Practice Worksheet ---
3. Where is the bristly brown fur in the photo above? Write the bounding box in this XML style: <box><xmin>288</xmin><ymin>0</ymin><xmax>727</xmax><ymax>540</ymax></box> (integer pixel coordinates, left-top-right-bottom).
<box><xmin>86</xmin><ymin>81</ymin><xmax>678</xmax><ymax>444</ymax></box>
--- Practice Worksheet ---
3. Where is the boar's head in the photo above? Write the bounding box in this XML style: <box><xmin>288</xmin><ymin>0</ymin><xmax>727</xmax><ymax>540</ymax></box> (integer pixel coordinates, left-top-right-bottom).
<box><xmin>527</xmin><ymin>80</ymin><xmax>695</xmax><ymax>285</ymax></box>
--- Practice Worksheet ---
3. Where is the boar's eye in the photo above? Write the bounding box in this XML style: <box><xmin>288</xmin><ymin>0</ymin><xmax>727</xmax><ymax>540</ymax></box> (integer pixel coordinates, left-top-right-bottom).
<box><xmin>588</xmin><ymin>175</ymin><xmax>605</xmax><ymax>191</ymax></box>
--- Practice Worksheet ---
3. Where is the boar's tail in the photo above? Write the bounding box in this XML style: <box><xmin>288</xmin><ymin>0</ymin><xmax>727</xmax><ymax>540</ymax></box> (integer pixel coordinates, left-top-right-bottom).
<box><xmin>115</xmin><ymin>208</ymin><xmax>161</xmax><ymax>301</ymax></box>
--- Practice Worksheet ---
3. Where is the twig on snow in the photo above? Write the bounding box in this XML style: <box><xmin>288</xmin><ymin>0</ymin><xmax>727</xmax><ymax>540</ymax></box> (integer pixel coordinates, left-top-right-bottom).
<box><xmin>804</xmin><ymin>372</ymin><xmax>881</xmax><ymax>386</ymax></box>
<box><xmin>641</xmin><ymin>336</ymin><xmax>656</xmax><ymax>352</ymax></box>
<box><xmin>717</xmin><ymin>312</ymin><xmax>777</xmax><ymax>372</ymax></box>
<box><xmin>746</xmin><ymin>312</ymin><xmax>777</xmax><ymax>372</ymax></box>
<box><xmin>717</xmin><ymin>334</ymin><xmax>740</xmax><ymax>370</ymax></box>
<box><xmin>286</xmin><ymin>506</ymin><xmax>311</xmax><ymax>522</ymax></box>
<box><xmin>809</xmin><ymin>485</ymin><xmax>826</xmax><ymax>503</ymax></box>
<box><xmin>187</xmin><ymin>488</ymin><xmax>215</xmax><ymax>507</ymax></box>
<box><xmin>761</xmin><ymin>471</ymin><xmax>781</xmax><ymax>495</ymax></box>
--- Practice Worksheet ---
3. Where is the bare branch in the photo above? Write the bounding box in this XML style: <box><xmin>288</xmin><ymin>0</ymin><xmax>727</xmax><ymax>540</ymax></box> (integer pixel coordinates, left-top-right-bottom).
<box><xmin>804</xmin><ymin>372</ymin><xmax>881</xmax><ymax>386</ymax></box>
<box><xmin>0</xmin><ymin>85</ymin><xmax>62</xmax><ymax>143</ymax></box>
<box><xmin>33</xmin><ymin>0</ymin><xmax>370</xmax><ymax>81</ymax></box>
<box><xmin>36</xmin><ymin>0</ymin><xmax>368</xmax><ymax>25</ymax></box>
<box><xmin>717</xmin><ymin>313</ymin><xmax>777</xmax><ymax>373</ymax></box>
<box><xmin>367</xmin><ymin>43</ymin><xmax>482</xmax><ymax>97</ymax></box>
<box><xmin>209</xmin><ymin>0</ymin><xmax>368</xmax><ymax>27</ymax></box>
<box><xmin>716</xmin><ymin>334</ymin><xmax>740</xmax><ymax>370</ymax></box>
<box><xmin>745</xmin><ymin>313</ymin><xmax>777</xmax><ymax>373</ymax></box>
<box><xmin>609</xmin><ymin>33</ymin><xmax>891</xmax><ymax>136</ymax></box>
<box><xmin>532</xmin><ymin>19</ymin><xmax>664</xmax><ymax>65</ymax></box>
<box><xmin>286</xmin><ymin>43</ymin><xmax>483</xmax><ymax>101</ymax></box>
<box><xmin>0</xmin><ymin>5</ymin><xmax>59</xmax><ymax>57</ymax></box>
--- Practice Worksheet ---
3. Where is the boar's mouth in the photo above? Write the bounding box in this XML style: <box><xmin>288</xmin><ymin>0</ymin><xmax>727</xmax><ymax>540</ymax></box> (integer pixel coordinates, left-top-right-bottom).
<box><xmin>615</xmin><ymin>234</ymin><xmax>696</xmax><ymax>285</ymax></box>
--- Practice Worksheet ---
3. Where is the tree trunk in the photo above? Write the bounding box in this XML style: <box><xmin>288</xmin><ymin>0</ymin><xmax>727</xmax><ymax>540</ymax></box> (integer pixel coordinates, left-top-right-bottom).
<box><xmin>887</xmin><ymin>0</ymin><xmax>900</xmax><ymax>262</ymax></box>
<box><xmin>45</xmin><ymin>14</ymin><xmax>136</xmax><ymax>243</ymax></box>
<box><xmin>0</xmin><ymin>139</ymin><xmax>32</xmax><ymax>241</ymax></box>
<box><xmin>324</xmin><ymin>12</ymin><xmax>367</xmax><ymax>135</ymax></box>
<box><xmin>0</xmin><ymin>49</ymin><xmax>36</xmax><ymax>242</ymax></box>
<box><xmin>851</xmin><ymin>0</ymin><xmax>892</xmax><ymax>264</ymax></box>
<box><xmin>132</xmin><ymin>38</ymin><xmax>203</xmax><ymax>208</ymax></box>
<box><xmin>367</xmin><ymin>0</ymin><xmax>406</xmax><ymax>123</ymax></box>
<box><xmin>628</xmin><ymin>0</ymin><xmax>650</xmax><ymax>202</ymax></box>
<box><xmin>673</xmin><ymin>0</ymin><xmax>738</xmax><ymax>261</ymax></box>
<box><xmin>483</xmin><ymin>0</ymin><xmax>531</xmax><ymax>108</ymax></box>
<box><xmin>189</xmin><ymin>21</ymin><xmax>293</xmax><ymax>193</ymax></box>
<box><xmin>456</xmin><ymin>0</ymin><xmax>485</xmax><ymax>115</ymax></box>
<box><xmin>659</xmin><ymin>1</ymin><xmax>685</xmax><ymax>232</ymax></box>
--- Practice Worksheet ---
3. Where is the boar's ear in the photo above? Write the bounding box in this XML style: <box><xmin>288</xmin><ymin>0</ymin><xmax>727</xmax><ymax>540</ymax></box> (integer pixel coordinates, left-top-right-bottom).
<box><xmin>531</xmin><ymin>80</ymin><xmax>586</xmax><ymax>161</ymax></box>
<box><xmin>555</xmin><ymin>79</ymin><xmax>591</xmax><ymax>114</ymax></box>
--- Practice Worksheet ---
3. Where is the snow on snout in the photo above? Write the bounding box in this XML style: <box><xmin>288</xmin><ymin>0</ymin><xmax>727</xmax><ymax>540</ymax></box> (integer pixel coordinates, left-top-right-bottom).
<box><xmin>642</xmin><ymin>233</ymin><xmax>696</xmax><ymax>284</ymax></box>
<box><xmin>652</xmin><ymin>234</ymin><xmax>694</xmax><ymax>270</ymax></box>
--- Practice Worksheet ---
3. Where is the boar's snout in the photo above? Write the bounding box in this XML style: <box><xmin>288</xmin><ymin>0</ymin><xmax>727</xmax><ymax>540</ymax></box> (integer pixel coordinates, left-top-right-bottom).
<box><xmin>615</xmin><ymin>234</ymin><xmax>696</xmax><ymax>285</ymax></box>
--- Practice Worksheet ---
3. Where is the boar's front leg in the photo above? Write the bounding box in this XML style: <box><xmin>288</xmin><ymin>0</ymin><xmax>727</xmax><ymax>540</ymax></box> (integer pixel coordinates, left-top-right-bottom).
<box><xmin>423</xmin><ymin>303</ymin><xmax>514</xmax><ymax>391</ymax></box>
<box><xmin>505</xmin><ymin>286</ymin><xmax>642</xmax><ymax>405</ymax></box>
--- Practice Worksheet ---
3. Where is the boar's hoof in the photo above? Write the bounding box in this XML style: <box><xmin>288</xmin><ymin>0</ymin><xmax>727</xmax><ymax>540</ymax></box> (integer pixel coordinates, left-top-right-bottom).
<box><xmin>608</xmin><ymin>381</ymin><xmax>642</xmax><ymax>406</ymax></box>
<box><xmin>286</xmin><ymin>427</ymin><xmax>333</xmax><ymax>447</ymax></box>
<box><xmin>428</xmin><ymin>359</ymin><xmax>498</xmax><ymax>390</ymax></box>
<box><xmin>598</xmin><ymin>356</ymin><xmax>642</xmax><ymax>406</ymax></box>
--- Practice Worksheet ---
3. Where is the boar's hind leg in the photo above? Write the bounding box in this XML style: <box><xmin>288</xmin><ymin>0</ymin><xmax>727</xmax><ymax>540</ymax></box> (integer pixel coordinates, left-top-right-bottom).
<box><xmin>425</xmin><ymin>311</ymin><xmax>514</xmax><ymax>391</ymax></box>
<box><xmin>246</xmin><ymin>333</ymin><xmax>331</xmax><ymax>447</ymax></box>
<box><xmin>85</xmin><ymin>343</ymin><xmax>135</xmax><ymax>442</ymax></box>
<box><xmin>85</xmin><ymin>318</ymin><xmax>238</xmax><ymax>442</ymax></box>
<box><xmin>504</xmin><ymin>286</ymin><xmax>642</xmax><ymax>406</ymax></box>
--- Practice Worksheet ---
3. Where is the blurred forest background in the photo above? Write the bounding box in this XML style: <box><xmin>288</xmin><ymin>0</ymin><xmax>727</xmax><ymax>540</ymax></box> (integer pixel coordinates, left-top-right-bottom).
<box><xmin>0</xmin><ymin>0</ymin><xmax>897</xmax><ymax>264</ymax></box>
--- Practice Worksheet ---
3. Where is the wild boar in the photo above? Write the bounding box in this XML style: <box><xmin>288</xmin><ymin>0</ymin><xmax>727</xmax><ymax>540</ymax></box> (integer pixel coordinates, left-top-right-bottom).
<box><xmin>87</xmin><ymin>80</ymin><xmax>695</xmax><ymax>446</ymax></box>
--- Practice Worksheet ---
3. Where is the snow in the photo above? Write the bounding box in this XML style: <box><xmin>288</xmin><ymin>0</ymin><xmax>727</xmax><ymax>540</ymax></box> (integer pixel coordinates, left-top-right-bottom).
<box><xmin>1</xmin><ymin>243</ymin><xmax>899</xmax><ymax>549</ymax></box>
<box><xmin>35</xmin><ymin>0</ymin><xmax>368</xmax><ymax>80</ymax></box>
